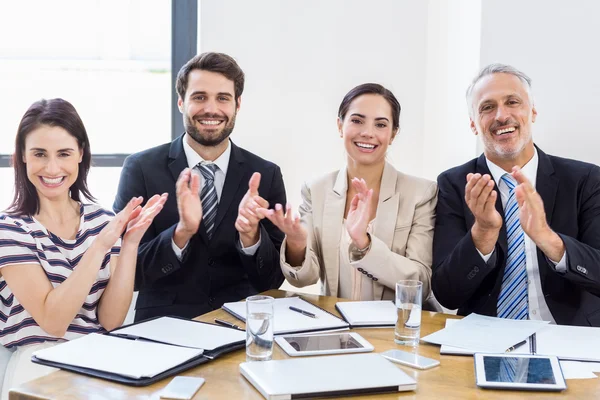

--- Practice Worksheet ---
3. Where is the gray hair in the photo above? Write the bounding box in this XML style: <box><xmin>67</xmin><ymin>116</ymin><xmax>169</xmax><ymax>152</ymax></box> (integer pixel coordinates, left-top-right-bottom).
<box><xmin>466</xmin><ymin>63</ymin><xmax>534</xmax><ymax>117</ymax></box>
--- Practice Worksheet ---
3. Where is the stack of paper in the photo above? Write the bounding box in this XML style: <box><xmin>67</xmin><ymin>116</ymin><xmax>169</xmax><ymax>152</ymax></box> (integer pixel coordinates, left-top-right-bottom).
<box><xmin>421</xmin><ymin>313</ymin><xmax>549</xmax><ymax>353</ymax></box>
<box><xmin>335</xmin><ymin>301</ymin><xmax>397</xmax><ymax>327</ymax></box>
<box><xmin>438</xmin><ymin>318</ymin><xmax>600</xmax><ymax>362</ymax></box>
<box><xmin>223</xmin><ymin>297</ymin><xmax>349</xmax><ymax>334</ymax></box>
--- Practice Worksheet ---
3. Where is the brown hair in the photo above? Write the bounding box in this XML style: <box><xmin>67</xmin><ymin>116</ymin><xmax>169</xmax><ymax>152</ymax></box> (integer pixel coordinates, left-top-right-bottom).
<box><xmin>175</xmin><ymin>52</ymin><xmax>245</xmax><ymax>106</ymax></box>
<box><xmin>6</xmin><ymin>98</ymin><xmax>94</xmax><ymax>216</ymax></box>
<box><xmin>338</xmin><ymin>83</ymin><xmax>401</xmax><ymax>132</ymax></box>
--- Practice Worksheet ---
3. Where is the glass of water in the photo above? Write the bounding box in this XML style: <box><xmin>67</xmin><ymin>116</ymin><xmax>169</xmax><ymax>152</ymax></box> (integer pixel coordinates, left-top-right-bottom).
<box><xmin>246</xmin><ymin>295</ymin><xmax>274</xmax><ymax>361</ymax></box>
<box><xmin>395</xmin><ymin>280</ymin><xmax>423</xmax><ymax>346</ymax></box>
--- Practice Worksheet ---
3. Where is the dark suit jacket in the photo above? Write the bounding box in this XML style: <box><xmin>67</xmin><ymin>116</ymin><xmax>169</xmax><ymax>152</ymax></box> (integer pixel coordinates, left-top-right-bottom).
<box><xmin>113</xmin><ymin>135</ymin><xmax>286</xmax><ymax>321</ymax></box>
<box><xmin>432</xmin><ymin>146</ymin><xmax>600</xmax><ymax>326</ymax></box>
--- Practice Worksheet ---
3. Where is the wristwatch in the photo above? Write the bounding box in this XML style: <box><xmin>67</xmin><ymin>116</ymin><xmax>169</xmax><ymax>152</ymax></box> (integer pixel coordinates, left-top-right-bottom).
<box><xmin>350</xmin><ymin>233</ymin><xmax>372</xmax><ymax>261</ymax></box>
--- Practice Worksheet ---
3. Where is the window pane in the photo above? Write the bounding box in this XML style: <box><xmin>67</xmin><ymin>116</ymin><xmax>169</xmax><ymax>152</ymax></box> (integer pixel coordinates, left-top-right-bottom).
<box><xmin>0</xmin><ymin>0</ymin><xmax>171</xmax><ymax>155</ymax></box>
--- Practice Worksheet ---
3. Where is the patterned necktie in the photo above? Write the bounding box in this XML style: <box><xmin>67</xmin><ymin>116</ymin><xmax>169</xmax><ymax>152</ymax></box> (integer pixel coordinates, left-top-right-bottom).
<box><xmin>197</xmin><ymin>162</ymin><xmax>219</xmax><ymax>239</ymax></box>
<box><xmin>497</xmin><ymin>173</ymin><xmax>529</xmax><ymax>320</ymax></box>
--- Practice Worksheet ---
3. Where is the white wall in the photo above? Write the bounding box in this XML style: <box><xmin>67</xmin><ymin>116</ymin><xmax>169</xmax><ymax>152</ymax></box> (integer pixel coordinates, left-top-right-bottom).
<box><xmin>480</xmin><ymin>0</ymin><xmax>600</xmax><ymax>165</ymax></box>
<box><xmin>198</xmin><ymin>0</ymin><xmax>480</xmax><ymax>210</ymax></box>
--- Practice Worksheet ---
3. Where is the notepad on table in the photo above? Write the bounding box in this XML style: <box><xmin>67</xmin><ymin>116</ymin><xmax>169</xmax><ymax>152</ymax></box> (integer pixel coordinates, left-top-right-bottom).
<box><xmin>222</xmin><ymin>296</ymin><xmax>349</xmax><ymax>334</ymax></box>
<box><xmin>334</xmin><ymin>300</ymin><xmax>397</xmax><ymax>327</ymax></box>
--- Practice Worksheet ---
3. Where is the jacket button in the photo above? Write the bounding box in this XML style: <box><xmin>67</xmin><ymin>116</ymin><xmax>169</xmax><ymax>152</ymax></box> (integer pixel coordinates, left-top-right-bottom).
<box><xmin>208</xmin><ymin>258</ymin><xmax>215</xmax><ymax>266</ymax></box>
<box><xmin>357</xmin><ymin>267</ymin><xmax>364</xmax><ymax>272</ymax></box>
<box><xmin>209</xmin><ymin>297</ymin><xmax>215</xmax><ymax>304</ymax></box>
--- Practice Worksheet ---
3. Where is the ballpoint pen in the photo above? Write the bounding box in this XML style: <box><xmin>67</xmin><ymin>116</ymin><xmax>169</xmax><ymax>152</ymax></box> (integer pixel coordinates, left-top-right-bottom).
<box><xmin>505</xmin><ymin>339</ymin><xmax>527</xmax><ymax>352</ymax></box>
<box><xmin>289</xmin><ymin>306</ymin><xmax>317</xmax><ymax>318</ymax></box>
<box><xmin>214</xmin><ymin>318</ymin><xmax>244</xmax><ymax>331</ymax></box>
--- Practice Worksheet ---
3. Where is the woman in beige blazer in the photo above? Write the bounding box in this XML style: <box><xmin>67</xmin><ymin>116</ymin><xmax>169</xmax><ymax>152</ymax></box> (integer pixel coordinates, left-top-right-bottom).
<box><xmin>260</xmin><ymin>83</ymin><xmax>438</xmax><ymax>303</ymax></box>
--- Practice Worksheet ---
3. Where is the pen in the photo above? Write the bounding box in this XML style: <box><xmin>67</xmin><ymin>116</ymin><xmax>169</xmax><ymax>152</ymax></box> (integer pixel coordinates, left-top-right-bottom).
<box><xmin>505</xmin><ymin>339</ymin><xmax>527</xmax><ymax>352</ymax></box>
<box><xmin>214</xmin><ymin>319</ymin><xmax>244</xmax><ymax>331</ymax></box>
<box><xmin>529</xmin><ymin>333</ymin><xmax>537</xmax><ymax>355</ymax></box>
<box><xmin>289</xmin><ymin>306</ymin><xmax>317</xmax><ymax>318</ymax></box>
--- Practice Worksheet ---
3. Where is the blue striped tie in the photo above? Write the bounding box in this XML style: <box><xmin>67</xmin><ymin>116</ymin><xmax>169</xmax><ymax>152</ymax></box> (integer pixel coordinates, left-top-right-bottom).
<box><xmin>497</xmin><ymin>173</ymin><xmax>529</xmax><ymax>320</ymax></box>
<box><xmin>198</xmin><ymin>163</ymin><xmax>219</xmax><ymax>240</ymax></box>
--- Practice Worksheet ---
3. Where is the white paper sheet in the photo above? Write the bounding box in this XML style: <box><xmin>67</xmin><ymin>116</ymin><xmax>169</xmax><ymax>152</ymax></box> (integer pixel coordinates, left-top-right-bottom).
<box><xmin>112</xmin><ymin>316</ymin><xmax>245</xmax><ymax>351</ymax></box>
<box><xmin>421</xmin><ymin>313</ymin><xmax>548</xmax><ymax>353</ymax></box>
<box><xmin>33</xmin><ymin>333</ymin><xmax>203</xmax><ymax>379</ymax></box>
<box><xmin>223</xmin><ymin>297</ymin><xmax>349</xmax><ymax>334</ymax></box>
<box><xmin>560</xmin><ymin>361</ymin><xmax>599</xmax><ymax>380</ymax></box>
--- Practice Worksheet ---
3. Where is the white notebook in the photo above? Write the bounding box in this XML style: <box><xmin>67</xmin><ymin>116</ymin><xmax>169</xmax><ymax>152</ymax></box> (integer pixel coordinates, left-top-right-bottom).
<box><xmin>33</xmin><ymin>333</ymin><xmax>203</xmax><ymax>379</ymax></box>
<box><xmin>222</xmin><ymin>297</ymin><xmax>349</xmax><ymax>334</ymax></box>
<box><xmin>335</xmin><ymin>300</ymin><xmax>397</xmax><ymax>327</ymax></box>
<box><xmin>240</xmin><ymin>353</ymin><xmax>416</xmax><ymax>400</ymax></box>
<box><xmin>441</xmin><ymin>319</ymin><xmax>600</xmax><ymax>362</ymax></box>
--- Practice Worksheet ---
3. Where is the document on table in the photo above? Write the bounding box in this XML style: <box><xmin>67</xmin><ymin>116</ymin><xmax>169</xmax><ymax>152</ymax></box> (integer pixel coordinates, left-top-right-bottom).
<box><xmin>33</xmin><ymin>333</ymin><xmax>203</xmax><ymax>379</ymax></box>
<box><xmin>560</xmin><ymin>361</ymin><xmax>600</xmax><ymax>380</ymax></box>
<box><xmin>421</xmin><ymin>313</ymin><xmax>548</xmax><ymax>353</ymax></box>
<box><xmin>112</xmin><ymin>316</ymin><xmax>245</xmax><ymax>351</ymax></box>
<box><xmin>440</xmin><ymin>319</ymin><xmax>600</xmax><ymax>362</ymax></box>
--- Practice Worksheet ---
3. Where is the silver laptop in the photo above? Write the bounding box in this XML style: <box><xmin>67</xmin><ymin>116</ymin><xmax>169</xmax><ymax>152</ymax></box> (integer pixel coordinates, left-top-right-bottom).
<box><xmin>240</xmin><ymin>353</ymin><xmax>417</xmax><ymax>400</ymax></box>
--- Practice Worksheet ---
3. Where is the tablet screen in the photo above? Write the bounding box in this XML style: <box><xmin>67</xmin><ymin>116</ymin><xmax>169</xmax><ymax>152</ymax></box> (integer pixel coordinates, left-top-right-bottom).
<box><xmin>483</xmin><ymin>356</ymin><xmax>556</xmax><ymax>384</ymax></box>
<box><xmin>282</xmin><ymin>334</ymin><xmax>363</xmax><ymax>352</ymax></box>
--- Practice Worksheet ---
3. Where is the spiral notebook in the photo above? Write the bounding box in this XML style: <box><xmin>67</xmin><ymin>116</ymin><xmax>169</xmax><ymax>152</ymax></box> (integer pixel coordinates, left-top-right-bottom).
<box><xmin>222</xmin><ymin>297</ymin><xmax>349</xmax><ymax>334</ymax></box>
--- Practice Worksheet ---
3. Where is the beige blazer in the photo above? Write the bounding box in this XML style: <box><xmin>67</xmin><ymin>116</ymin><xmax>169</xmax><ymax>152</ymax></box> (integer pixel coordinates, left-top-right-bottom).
<box><xmin>281</xmin><ymin>162</ymin><xmax>438</xmax><ymax>301</ymax></box>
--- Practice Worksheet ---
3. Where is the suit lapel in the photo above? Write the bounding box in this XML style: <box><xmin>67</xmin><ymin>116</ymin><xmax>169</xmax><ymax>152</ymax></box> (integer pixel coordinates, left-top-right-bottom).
<box><xmin>476</xmin><ymin>155</ymin><xmax>508</xmax><ymax>255</ymax></box>
<box><xmin>372</xmin><ymin>162</ymin><xmax>399</xmax><ymax>299</ymax></box>
<box><xmin>167</xmin><ymin>134</ymin><xmax>188</xmax><ymax>182</ymax></box>
<box><xmin>213</xmin><ymin>141</ymin><xmax>245</xmax><ymax>234</ymax></box>
<box><xmin>535</xmin><ymin>147</ymin><xmax>558</xmax><ymax>225</ymax></box>
<box><xmin>323</xmin><ymin>168</ymin><xmax>347</xmax><ymax>297</ymax></box>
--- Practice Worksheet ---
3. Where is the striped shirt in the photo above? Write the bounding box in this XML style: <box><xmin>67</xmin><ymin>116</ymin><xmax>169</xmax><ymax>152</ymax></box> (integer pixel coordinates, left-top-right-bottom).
<box><xmin>0</xmin><ymin>203</ymin><xmax>121</xmax><ymax>348</ymax></box>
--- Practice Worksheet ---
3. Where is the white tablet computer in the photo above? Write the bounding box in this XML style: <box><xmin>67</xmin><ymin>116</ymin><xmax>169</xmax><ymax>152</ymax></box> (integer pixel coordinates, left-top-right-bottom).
<box><xmin>275</xmin><ymin>332</ymin><xmax>374</xmax><ymax>356</ymax></box>
<box><xmin>474</xmin><ymin>353</ymin><xmax>567</xmax><ymax>391</ymax></box>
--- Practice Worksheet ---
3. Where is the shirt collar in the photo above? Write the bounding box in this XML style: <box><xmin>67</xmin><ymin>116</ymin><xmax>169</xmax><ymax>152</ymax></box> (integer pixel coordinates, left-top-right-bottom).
<box><xmin>485</xmin><ymin>147</ymin><xmax>539</xmax><ymax>189</ymax></box>
<box><xmin>182</xmin><ymin>133</ymin><xmax>231</xmax><ymax>175</ymax></box>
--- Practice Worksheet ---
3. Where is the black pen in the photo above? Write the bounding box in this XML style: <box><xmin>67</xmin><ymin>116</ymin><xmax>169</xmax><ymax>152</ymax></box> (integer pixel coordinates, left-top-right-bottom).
<box><xmin>214</xmin><ymin>319</ymin><xmax>244</xmax><ymax>331</ymax></box>
<box><xmin>289</xmin><ymin>306</ymin><xmax>317</xmax><ymax>318</ymax></box>
<box><xmin>505</xmin><ymin>339</ymin><xmax>527</xmax><ymax>353</ymax></box>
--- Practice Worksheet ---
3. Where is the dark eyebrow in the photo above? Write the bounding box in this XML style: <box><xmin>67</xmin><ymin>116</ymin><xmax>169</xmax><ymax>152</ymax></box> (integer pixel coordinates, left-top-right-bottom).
<box><xmin>349</xmin><ymin>113</ymin><xmax>389</xmax><ymax>122</ymax></box>
<box><xmin>189</xmin><ymin>90</ymin><xmax>234</xmax><ymax>98</ymax></box>
<box><xmin>375</xmin><ymin>117</ymin><xmax>390</xmax><ymax>122</ymax></box>
<box><xmin>29</xmin><ymin>148</ymin><xmax>75</xmax><ymax>152</ymax></box>
<box><xmin>350</xmin><ymin>113</ymin><xmax>366</xmax><ymax>118</ymax></box>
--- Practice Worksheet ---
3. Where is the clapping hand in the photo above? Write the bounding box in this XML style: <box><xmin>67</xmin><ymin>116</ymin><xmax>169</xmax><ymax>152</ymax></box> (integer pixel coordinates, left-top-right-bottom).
<box><xmin>258</xmin><ymin>203</ymin><xmax>307</xmax><ymax>249</ymax></box>
<box><xmin>123</xmin><ymin>193</ymin><xmax>168</xmax><ymax>245</ymax></box>
<box><xmin>346</xmin><ymin>178</ymin><xmax>373</xmax><ymax>249</ymax></box>
<box><xmin>236</xmin><ymin>172</ymin><xmax>270</xmax><ymax>247</ymax></box>
<box><xmin>174</xmin><ymin>168</ymin><xmax>202</xmax><ymax>247</ymax></box>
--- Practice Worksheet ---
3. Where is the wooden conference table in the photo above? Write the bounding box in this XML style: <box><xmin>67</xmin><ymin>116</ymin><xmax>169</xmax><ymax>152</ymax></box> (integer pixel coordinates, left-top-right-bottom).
<box><xmin>10</xmin><ymin>290</ymin><xmax>599</xmax><ymax>399</ymax></box>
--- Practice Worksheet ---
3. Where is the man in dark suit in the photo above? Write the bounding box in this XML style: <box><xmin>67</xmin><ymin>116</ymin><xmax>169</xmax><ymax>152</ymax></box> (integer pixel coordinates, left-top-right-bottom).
<box><xmin>432</xmin><ymin>64</ymin><xmax>600</xmax><ymax>326</ymax></box>
<box><xmin>114</xmin><ymin>52</ymin><xmax>286</xmax><ymax>321</ymax></box>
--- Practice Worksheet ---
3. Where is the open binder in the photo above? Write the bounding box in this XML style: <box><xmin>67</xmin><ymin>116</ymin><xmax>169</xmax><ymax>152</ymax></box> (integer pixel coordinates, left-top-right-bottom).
<box><xmin>222</xmin><ymin>296</ymin><xmax>349</xmax><ymax>334</ymax></box>
<box><xmin>31</xmin><ymin>316</ymin><xmax>245</xmax><ymax>386</ymax></box>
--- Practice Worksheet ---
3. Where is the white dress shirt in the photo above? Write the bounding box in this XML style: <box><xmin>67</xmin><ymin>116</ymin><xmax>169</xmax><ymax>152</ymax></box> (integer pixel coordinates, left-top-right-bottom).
<box><xmin>171</xmin><ymin>134</ymin><xmax>260</xmax><ymax>257</ymax></box>
<box><xmin>479</xmin><ymin>148</ymin><xmax>566</xmax><ymax>323</ymax></box>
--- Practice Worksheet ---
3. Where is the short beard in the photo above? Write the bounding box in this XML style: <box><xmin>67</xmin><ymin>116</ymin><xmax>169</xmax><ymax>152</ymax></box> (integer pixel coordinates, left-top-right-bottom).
<box><xmin>185</xmin><ymin>113</ymin><xmax>237</xmax><ymax>147</ymax></box>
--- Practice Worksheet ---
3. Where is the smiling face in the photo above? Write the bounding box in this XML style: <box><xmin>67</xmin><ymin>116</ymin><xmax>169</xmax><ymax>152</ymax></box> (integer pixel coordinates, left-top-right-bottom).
<box><xmin>178</xmin><ymin>69</ymin><xmax>240</xmax><ymax>147</ymax></box>
<box><xmin>338</xmin><ymin>94</ymin><xmax>397</xmax><ymax>167</ymax></box>
<box><xmin>470</xmin><ymin>72</ymin><xmax>537</xmax><ymax>166</ymax></box>
<box><xmin>23</xmin><ymin>125</ymin><xmax>83</xmax><ymax>201</ymax></box>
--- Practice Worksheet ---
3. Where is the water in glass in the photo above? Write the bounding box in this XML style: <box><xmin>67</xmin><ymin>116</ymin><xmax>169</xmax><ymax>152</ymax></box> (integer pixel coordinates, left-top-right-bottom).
<box><xmin>246</xmin><ymin>311</ymin><xmax>274</xmax><ymax>361</ymax></box>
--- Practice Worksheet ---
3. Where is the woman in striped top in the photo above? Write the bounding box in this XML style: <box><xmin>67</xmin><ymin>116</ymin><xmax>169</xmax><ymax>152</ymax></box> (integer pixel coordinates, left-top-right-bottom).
<box><xmin>0</xmin><ymin>99</ymin><xmax>167</xmax><ymax>397</ymax></box>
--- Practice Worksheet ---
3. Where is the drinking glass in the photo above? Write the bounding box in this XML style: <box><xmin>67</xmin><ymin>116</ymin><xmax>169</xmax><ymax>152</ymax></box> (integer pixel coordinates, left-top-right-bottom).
<box><xmin>246</xmin><ymin>295</ymin><xmax>274</xmax><ymax>361</ymax></box>
<box><xmin>395</xmin><ymin>280</ymin><xmax>423</xmax><ymax>346</ymax></box>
